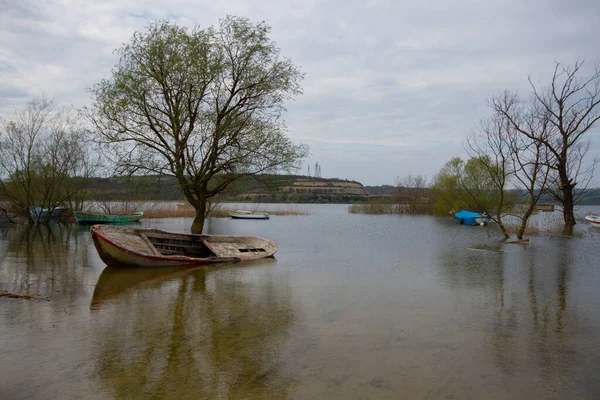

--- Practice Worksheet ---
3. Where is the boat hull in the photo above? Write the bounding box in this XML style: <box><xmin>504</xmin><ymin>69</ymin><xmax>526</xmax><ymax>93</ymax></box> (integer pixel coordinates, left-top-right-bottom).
<box><xmin>585</xmin><ymin>215</ymin><xmax>600</xmax><ymax>227</ymax></box>
<box><xmin>229</xmin><ymin>212</ymin><xmax>269</xmax><ymax>220</ymax></box>
<box><xmin>455</xmin><ymin>210</ymin><xmax>490</xmax><ymax>226</ymax></box>
<box><xmin>90</xmin><ymin>225</ymin><xmax>277</xmax><ymax>267</ymax></box>
<box><xmin>75</xmin><ymin>211</ymin><xmax>143</xmax><ymax>225</ymax></box>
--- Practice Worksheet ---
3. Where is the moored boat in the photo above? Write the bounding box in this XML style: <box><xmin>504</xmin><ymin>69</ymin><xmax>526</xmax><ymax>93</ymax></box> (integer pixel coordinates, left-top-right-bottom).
<box><xmin>30</xmin><ymin>206</ymin><xmax>68</xmax><ymax>222</ymax></box>
<box><xmin>455</xmin><ymin>210</ymin><xmax>491</xmax><ymax>226</ymax></box>
<box><xmin>585</xmin><ymin>215</ymin><xmax>600</xmax><ymax>228</ymax></box>
<box><xmin>0</xmin><ymin>210</ymin><xmax>18</xmax><ymax>224</ymax></box>
<box><xmin>229</xmin><ymin>210</ymin><xmax>269</xmax><ymax>219</ymax></box>
<box><xmin>90</xmin><ymin>225</ymin><xmax>277</xmax><ymax>267</ymax></box>
<box><xmin>74</xmin><ymin>211</ymin><xmax>143</xmax><ymax>225</ymax></box>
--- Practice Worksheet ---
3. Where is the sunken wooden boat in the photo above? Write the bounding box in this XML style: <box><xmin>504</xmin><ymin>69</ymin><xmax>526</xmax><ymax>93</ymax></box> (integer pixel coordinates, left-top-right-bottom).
<box><xmin>90</xmin><ymin>224</ymin><xmax>277</xmax><ymax>267</ymax></box>
<box><xmin>74</xmin><ymin>210</ymin><xmax>143</xmax><ymax>225</ymax></box>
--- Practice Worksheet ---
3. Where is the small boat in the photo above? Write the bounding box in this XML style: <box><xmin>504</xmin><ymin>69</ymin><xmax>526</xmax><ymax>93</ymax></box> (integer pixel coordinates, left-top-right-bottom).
<box><xmin>455</xmin><ymin>210</ymin><xmax>491</xmax><ymax>226</ymax></box>
<box><xmin>585</xmin><ymin>215</ymin><xmax>600</xmax><ymax>228</ymax></box>
<box><xmin>90</xmin><ymin>225</ymin><xmax>277</xmax><ymax>267</ymax></box>
<box><xmin>229</xmin><ymin>210</ymin><xmax>270</xmax><ymax>220</ymax></box>
<box><xmin>0</xmin><ymin>212</ymin><xmax>18</xmax><ymax>224</ymax></box>
<box><xmin>30</xmin><ymin>206</ymin><xmax>68</xmax><ymax>221</ymax></box>
<box><xmin>74</xmin><ymin>211</ymin><xmax>143</xmax><ymax>225</ymax></box>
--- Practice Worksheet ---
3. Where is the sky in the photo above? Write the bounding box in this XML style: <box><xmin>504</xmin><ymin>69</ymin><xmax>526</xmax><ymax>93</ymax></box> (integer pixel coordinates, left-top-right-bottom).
<box><xmin>1</xmin><ymin>0</ymin><xmax>599</xmax><ymax>186</ymax></box>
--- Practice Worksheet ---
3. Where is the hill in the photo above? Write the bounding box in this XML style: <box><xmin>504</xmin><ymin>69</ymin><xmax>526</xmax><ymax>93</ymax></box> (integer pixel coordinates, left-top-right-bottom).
<box><xmin>78</xmin><ymin>174</ymin><xmax>369</xmax><ymax>204</ymax></box>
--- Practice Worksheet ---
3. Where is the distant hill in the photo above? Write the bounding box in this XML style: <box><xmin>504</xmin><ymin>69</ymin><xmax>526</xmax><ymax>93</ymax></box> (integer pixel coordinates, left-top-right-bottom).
<box><xmin>363</xmin><ymin>185</ymin><xmax>397</xmax><ymax>196</ymax></box>
<box><xmin>222</xmin><ymin>175</ymin><xmax>368</xmax><ymax>203</ymax></box>
<box><xmin>15</xmin><ymin>175</ymin><xmax>598</xmax><ymax>205</ymax></box>
<box><xmin>77</xmin><ymin>174</ymin><xmax>369</xmax><ymax>204</ymax></box>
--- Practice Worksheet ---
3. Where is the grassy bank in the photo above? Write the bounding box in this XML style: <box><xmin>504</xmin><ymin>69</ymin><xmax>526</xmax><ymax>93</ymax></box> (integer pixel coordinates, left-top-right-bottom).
<box><xmin>348</xmin><ymin>202</ymin><xmax>431</xmax><ymax>214</ymax></box>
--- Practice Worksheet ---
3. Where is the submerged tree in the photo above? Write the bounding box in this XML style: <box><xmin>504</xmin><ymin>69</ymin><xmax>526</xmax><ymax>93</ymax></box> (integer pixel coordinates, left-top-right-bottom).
<box><xmin>394</xmin><ymin>173</ymin><xmax>431</xmax><ymax>214</ymax></box>
<box><xmin>0</xmin><ymin>96</ymin><xmax>94</xmax><ymax>223</ymax></box>
<box><xmin>87</xmin><ymin>17</ymin><xmax>308</xmax><ymax>233</ymax></box>
<box><xmin>492</xmin><ymin>61</ymin><xmax>600</xmax><ymax>235</ymax></box>
<box><xmin>431</xmin><ymin>156</ymin><xmax>499</xmax><ymax>216</ymax></box>
<box><xmin>466</xmin><ymin>115</ymin><xmax>515</xmax><ymax>238</ymax></box>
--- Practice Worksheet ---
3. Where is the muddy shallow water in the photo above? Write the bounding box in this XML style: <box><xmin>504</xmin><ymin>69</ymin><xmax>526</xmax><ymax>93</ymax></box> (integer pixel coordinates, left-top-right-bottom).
<box><xmin>1</xmin><ymin>205</ymin><xmax>600</xmax><ymax>399</ymax></box>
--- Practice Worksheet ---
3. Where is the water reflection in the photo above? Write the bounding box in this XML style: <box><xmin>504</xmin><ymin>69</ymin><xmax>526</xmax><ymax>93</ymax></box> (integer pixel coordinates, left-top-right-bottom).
<box><xmin>90</xmin><ymin>259</ymin><xmax>298</xmax><ymax>399</ymax></box>
<box><xmin>437</xmin><ymin>236</ymin><xmax>593</xmax><ymax>395</ymax></box>
<box><xmin>0</xmin><ymin>224</ymin><xmax>94</xmax><ymax>299</ymax></box>
<box><xmin>91</xmin><ymin>259</ymin><xmax>277</xmax><ymax>306</ymax></box>
<box><xmin>2</xmin><ymin>208</ymin><xmax>600</xmax><ymax>399</ymax></box>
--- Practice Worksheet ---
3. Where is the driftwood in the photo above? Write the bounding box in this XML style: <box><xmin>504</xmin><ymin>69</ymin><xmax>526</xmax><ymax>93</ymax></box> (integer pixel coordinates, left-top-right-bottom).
<box><xmin>0</xmin><ymin>291</ymin><xmax>49</xmax><ymax>301</ymax></box>
<box><xmin>505</xmin><ymin>239</ymin><xmax>532</xmax><ymax>245</ymax></box>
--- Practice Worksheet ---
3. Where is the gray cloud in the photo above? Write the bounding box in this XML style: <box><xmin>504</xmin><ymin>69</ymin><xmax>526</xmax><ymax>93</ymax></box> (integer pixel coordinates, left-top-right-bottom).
<box><xmin>0</xmin><ymin>0</ymin><xmax>598</xmax><ymax>185</ymax></box>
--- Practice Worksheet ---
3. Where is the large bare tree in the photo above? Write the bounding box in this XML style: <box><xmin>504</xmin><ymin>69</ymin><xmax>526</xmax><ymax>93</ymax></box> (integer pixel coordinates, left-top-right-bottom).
<box><xmin>492</xmin><ymin>61</ymin><xmax>600</xmax><ymax>235</ymax></box>
<box><xmin>87</xmin><ymin>17</ymin><xmax>308</xmax><ymax>233</ymax></box>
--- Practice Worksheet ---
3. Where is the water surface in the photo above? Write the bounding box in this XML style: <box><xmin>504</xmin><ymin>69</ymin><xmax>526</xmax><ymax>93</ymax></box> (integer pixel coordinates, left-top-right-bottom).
<box><xmin>1</xmin><ymin>205</ymin><xmax>600</xmax><ymax>399</ymax></box>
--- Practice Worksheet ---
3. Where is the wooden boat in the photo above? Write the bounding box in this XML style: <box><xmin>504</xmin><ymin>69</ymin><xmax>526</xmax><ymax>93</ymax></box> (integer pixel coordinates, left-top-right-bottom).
<box><xmin>229</xmin><ymin>210</ymin><xmax>270</xmax><ymax>220</ymax></box>
<box><xmin>90</xmin><ymin>224</ymin><xmax>277</xmax><ymax>267</ymax></box>
<box><xmin>74</xmin><ymin>211</ymin><xmax>143</xmax><ymax>225</ymax></box>
<box><xmin>455</xmin><ymin>210</ymin><xmax>491</xmax><ymax>226</ymax></box>
<box><xmin>585</xmin><ymin>215</ymin><xmax>600</xmax><ymax>227</ymax></box>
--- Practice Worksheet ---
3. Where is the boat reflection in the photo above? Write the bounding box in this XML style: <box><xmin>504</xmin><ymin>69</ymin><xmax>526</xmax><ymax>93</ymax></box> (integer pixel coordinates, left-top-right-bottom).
<box><xmin>89</xmin><ymin>256</ymin><xmax>298</xmax><ymax>399</ymax></box>
<box><xmin>91</xmin><ymin>257</ymin><xmax>278</xmax><ymax>307</ymax></box>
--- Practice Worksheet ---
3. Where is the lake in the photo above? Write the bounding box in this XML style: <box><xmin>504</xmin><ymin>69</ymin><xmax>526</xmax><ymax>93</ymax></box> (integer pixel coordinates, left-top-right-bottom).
<box><xmin>1</xmin><ymin>204</ymin><xmax>600</xmax><ymax>399</ymax></box>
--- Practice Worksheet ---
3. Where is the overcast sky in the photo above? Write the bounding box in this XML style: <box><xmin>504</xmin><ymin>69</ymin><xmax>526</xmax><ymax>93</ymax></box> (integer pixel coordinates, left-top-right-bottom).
<box><xmin>1</xmin><ymin>0</ymin><xmax>599</xmax><ymax>186</ymax></box>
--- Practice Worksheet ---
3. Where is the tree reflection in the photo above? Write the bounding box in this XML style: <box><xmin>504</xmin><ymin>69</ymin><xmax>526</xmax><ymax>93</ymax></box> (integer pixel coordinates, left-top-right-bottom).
<box><xmin>0</xmin><ymin>224</ymin><xmax>94</xmax><ymax>299</ymax></box>
<box><xmin>437</xmin><ymin>238</ymin><xmax>580</xmax><ymax>389</ymax></box>
<box><xmin>90</xmin><ymin>260</ymin><xmax>298</xmax><ymax>399</ymax></box>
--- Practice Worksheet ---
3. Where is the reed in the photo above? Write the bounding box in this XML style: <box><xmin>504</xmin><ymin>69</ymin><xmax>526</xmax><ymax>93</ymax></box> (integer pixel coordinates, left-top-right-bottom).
<box><xmin>348</xmin><ymin>203</ymin><xmax>412</xmax><ymax>214</ymax></box>
<box><xmin>504</xmin><ymin>214</ymin><xmax>572</xmax><ymax>236</ymax></box>
<box><xmin>214</xmin><ymin>204</ymin><xmax>311</xmax><ymax>217</ymax></box>
<box><xmin>137</xmin><ymin>201</ymin><xmax>311</xmax><ymax>218</ymax></box>
<box><xmin>140</xmin><ymin>202</ymin><xmax>196</xmax><ymax>218</ymax></box>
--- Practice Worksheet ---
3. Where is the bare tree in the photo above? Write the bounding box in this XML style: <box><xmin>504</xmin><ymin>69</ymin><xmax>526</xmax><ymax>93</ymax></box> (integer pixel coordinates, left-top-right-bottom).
<box><xmin>492</xmin><ymin>61</ymin><xmax>600</xmax><ymax>235</ymax></box>
<box><xmin>86</xmin><ymin>17</ymin><xmax>308</xmax><ymax>233</ymax></box>
<box><xmin>466</xmin><ymin>114</ymin><xmax>514</xmax><ymax>238</ymax></box>
<box><xmin>395</xmin><ymin>173</ymin><xmax>430</xmax><ymax>214</ymax></box>
<box><xmin>499</xmin><ymin>92</ymin><xmax>553</xmax><ymax>239</ymax></box>
<box><xmin>0</xmin><ymin>96</ymin><xmax>95</xmax><ymax>224</ymax></box>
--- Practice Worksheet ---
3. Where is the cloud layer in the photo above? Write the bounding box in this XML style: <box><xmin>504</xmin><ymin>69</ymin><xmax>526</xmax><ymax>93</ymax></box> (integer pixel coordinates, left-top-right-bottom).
<box><xmin>1</xmin><ymin>0</ymin><xmax>598</xmax><ymax>185</ymax></box>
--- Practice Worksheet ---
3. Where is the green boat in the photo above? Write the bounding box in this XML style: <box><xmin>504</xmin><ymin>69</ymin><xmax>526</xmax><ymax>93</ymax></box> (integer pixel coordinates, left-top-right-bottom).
<box><xmin>74</xmin><ymin>211</ymin><xmax>143</xmax><ymax>225</ymax></box>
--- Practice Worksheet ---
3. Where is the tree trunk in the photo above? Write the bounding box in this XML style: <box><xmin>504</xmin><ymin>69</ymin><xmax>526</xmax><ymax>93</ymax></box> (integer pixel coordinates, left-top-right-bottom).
<box><xmin>557</xmin><ymin>161</ymin><xmax>576</xmax><ymax>236</ymax></box>
<box><xmin>190</xmin><ymin>200</ymin><xmax>207</xmax><ymax>234</ymax></box>
<box><xmin>497</xmin><ymin>221</ymin><xmax>510</xmax><ymax>239</ymax></box>
<box><xmin>517</xmin><ymin>208</ymin><xmax>533</xmax><ymax>240</ymax></box>
<box><xmin>494</xmin><ymin>201</ymin><xmax>510</xmax><ymax>239</ymax></box>
<box><xmin>562</xmin><ymin>185</ymin><xmax>576</xmax><ymax>236</ymax></box>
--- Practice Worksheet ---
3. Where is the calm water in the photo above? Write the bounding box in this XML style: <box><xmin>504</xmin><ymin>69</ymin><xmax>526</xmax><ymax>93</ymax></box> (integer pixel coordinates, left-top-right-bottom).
<box><xmin>1</xmin><ymin>204</ymin><xmax>600</xmax><ymax>399</ymax></box>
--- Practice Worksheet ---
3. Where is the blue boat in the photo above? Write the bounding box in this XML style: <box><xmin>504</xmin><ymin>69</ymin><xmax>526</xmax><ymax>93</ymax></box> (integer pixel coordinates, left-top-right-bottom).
<box><xmin>455</xmin><ymin>210</ymin><xmax>491</xmax><ymax>226</ymax></box>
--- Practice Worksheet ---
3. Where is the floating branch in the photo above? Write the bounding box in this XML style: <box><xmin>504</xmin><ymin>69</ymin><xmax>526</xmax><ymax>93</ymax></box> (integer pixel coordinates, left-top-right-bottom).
<box><xmin>0</xmin><ymin>291</ymin><xmax>49</xmax><ymax>301</ymax></box>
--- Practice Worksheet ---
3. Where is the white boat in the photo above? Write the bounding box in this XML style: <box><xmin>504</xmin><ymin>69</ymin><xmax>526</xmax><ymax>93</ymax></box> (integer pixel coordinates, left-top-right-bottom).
<box><xmin>229</xmin><ymin>210</ymin><xmax>269</xmax><ymax>220</ymax></box>
<box><xmin>585</xmin><ymin>215</ymin><xmax>600</xmax><ymax>227</ymax></box>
